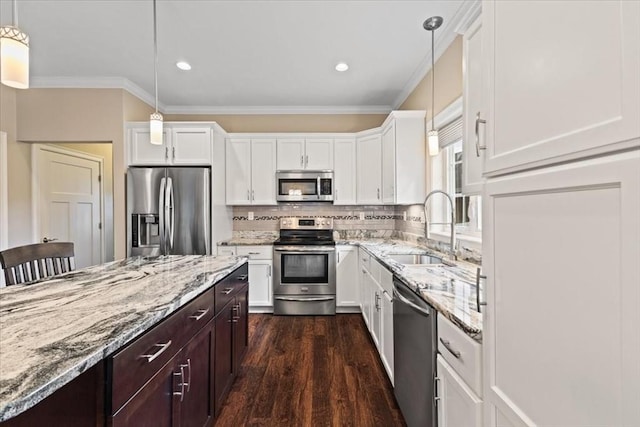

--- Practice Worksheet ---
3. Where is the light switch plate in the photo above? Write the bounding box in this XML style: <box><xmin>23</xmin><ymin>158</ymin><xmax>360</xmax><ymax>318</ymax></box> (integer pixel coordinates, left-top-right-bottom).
<box><xmin>248</xmin><ymin>212</ymin><xmax>254</xmax><ymax>221</ymax></box>
<box><xmin>359</xmin><ymin>212</ymin><xmax>365</xmax><ymax>220</ymax></box>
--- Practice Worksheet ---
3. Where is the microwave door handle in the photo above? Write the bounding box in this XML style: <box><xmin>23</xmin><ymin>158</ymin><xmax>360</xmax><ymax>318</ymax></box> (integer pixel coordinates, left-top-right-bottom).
<box><xmin>317</xmin><ymin>177</ymin><xmax>321</xmax><ymax>200</ymax></box>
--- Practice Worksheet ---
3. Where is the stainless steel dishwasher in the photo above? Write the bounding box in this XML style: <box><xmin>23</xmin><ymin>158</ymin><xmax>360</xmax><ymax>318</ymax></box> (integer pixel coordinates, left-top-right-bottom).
<box><xmin>393</xmin><ymin>277</ymin><xmax>437</xmax><ymax>427</ymax></box>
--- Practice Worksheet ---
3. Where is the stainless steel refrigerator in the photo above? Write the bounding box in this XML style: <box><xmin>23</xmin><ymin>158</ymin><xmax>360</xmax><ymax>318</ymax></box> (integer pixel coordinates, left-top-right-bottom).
<box><xmin>127</xmin><ymin>167</ymin><xmax>210</xmax><ymax>256</ymax></box>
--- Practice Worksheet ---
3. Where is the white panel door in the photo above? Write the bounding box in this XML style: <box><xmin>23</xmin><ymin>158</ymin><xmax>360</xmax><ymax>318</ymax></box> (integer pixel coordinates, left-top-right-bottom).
<box><xmin>171</xmin><ymin>127</ymin><xmax>212</xmax><ymax>165</ymax></box>
<box><xmin>225</xmin><ymin>139</ymin><xmax>251</xmax><ymax>205</ymax></box>
<box><xmin>248</xmin><ymin>260</ymin><xmax>272</xmax><ymax>307</ymax></box>
<box><xmin>482</xmin><ymin>1</ymin><xmax>640</xmax><ymax>175</ymax></box>
<box><xmin>251</xmin><ymin>139</ymin><xmax>277</xmax><ymax>205</ymax></box>
<box><xmin>333</xmin><ymin>138</ymin><xmax>357</xmax><ymax>205</ymax></box>
<box><xmin>304</xmin><ymin>138</ymin><xmax>333</xmax><ymax>170</ymax></box>
<box><xmin>381</xmin><ymin>122</ymin><xmax>396</xmax><ymax>204</ymax></box>
<box><xmin>356</xmin><ymin>134</ymin><xmax>382</xmax><ymax>205</ymax></box>
<box><xmin>37</xmin><ymin>148</ymin><xmax>102</xmax><ymax>268</ymax></box>
<box><xmin>462</xmin><ymin>16</ymin><xmax>484</xmax><ymax>194</ymax></box>
<box><xmin>128</xmin><ymin>127</ymin><xmax>171</xmax><ymax>165</ymax></box>
<box><xmin>336</xmin><ymin>246</ymin><xmax>359</xmax><ymax>307</ymax></box>
<box><xmin>276</xmin><ymin>139</ymin><xmax>305</xmax><ymax>170</ymax></box>
<box><xmin>436</xmin><ymin>356</ymin><xmax>482</xmax><ymax>427</ymax></box>
<box><xmin>483</xmin><ymin>150</ymin><xmax>640</xmax><ymax>426</ymax></box>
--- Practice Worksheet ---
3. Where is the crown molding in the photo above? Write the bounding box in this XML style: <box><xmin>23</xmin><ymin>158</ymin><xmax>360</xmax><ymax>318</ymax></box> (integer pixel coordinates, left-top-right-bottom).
<box><xmin>391</xmin><ymin>0</ymin><xmax>480</xmax><ymax>110</ymax></box>
<box><xmin>454</xmin><ymin>0</ymin><xmax>482</xmax><ymax>35</ymax></box>
<box><xmin>29</xmin><ymin>76</ymin><xmax>164</xmax><ymax>110</ymax></box>
<box><xmin>161</xmin><ymin>105</ymin><xmax>392</xmax><ymax>115</ymax></box>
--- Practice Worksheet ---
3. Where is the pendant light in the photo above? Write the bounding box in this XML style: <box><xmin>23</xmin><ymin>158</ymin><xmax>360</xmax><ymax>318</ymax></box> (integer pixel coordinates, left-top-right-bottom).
<box><xmin>424</xmin><ymin>16</ymin><xmax>443</xmax><ymax>156</ymax></box>
<box><xmin>0</xmin><ymin>0</ymin><xmax>29</xmax><ymax>89</ymax></box>
<box><xmin>149</xmin><ymin>0</ymin><xmax>163</xmax><ymax>145</ymax></box>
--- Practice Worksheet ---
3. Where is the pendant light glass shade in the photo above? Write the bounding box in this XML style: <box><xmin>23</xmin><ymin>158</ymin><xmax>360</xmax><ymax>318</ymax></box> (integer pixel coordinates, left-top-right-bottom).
<box><xmin>150</xmin><ymin>112</ymin><xmax>163</xmax><ymax>145</ymax></box>
<box><xmin>0</xmin><ymin>0</ymin><xmax>30</xmax><ymax>89</ymax></box>
<box><xmin>427</xmin><ymin>130</ymin><xmax>439</xmax><ymax>157</ymax></box>
<box><xmin>424</xmin><ymin>16</ymin><xmax>443</xmax><ymax>157</ymax></box>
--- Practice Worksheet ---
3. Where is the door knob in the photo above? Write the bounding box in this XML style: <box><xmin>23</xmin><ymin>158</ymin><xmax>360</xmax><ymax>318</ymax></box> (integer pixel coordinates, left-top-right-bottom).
<box><xmin>42</xmin><ymin>237</ymin><xmax>58</xmax><ymax>243</ymax></box>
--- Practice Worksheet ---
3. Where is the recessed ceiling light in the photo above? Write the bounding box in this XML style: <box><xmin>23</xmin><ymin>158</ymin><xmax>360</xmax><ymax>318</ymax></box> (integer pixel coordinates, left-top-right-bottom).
<box><xmin>176</xmin><ymin>61</ymin><xmax>191</xmax><ymax>71</ymax></box>
<box><xmin>335</xmin><ymin>62</ymin><xmax>349</xmax><ymax>72</ymax></box>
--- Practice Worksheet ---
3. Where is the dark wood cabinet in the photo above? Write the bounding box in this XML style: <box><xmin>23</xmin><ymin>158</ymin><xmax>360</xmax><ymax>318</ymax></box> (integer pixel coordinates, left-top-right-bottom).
<box><xmin>213</xmin><ymin>283</ymin><xmax>249</xmax><ymax>416</ymax></box>
<box><xmin>111</xmin><ymin>354</ymin><xmax>180</xmax><ymax>427</ymax></box>
<box><xmin>179</xmin><ymin>320</ymin><xmax>214</xmax><ymax>427</ymax></box>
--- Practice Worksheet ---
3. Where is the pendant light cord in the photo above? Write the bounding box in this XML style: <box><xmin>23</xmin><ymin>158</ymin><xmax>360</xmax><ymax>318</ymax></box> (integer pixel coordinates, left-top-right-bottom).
<box><xmin>13</xmin><ymin>0</ymin><xmax>18</xmax><ymax>26</ymax></box>
<box><xmin>431</xmin><ymin>27</ymin><xmax>435</xmax><ymax>132</ymax></box>
<box><xmin>153</xmin><ymin>0</ymin><xmax>158</xmax><ymax>114</ymax></box>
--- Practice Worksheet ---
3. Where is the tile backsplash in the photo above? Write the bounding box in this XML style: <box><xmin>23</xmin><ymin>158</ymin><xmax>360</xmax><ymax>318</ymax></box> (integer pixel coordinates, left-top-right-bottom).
<box><xmin>232</xmin><ymin>203</ymin><xmax>481</xmax><ymax>263</ymax></box>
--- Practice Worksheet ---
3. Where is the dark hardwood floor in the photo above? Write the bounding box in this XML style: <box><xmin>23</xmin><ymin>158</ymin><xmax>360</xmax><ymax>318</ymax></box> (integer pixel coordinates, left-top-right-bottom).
<box><xmin>214</xmin><ymin>314</ymin><xmax>406</xmax><ymax>427</ymax></box>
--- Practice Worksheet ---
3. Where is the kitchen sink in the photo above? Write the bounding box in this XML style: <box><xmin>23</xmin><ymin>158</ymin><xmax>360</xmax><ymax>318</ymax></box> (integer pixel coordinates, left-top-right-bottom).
<box><xmin>386</xmin><ymin>253</ymin><xmax>443</xmax><ymax>265</ymax></box>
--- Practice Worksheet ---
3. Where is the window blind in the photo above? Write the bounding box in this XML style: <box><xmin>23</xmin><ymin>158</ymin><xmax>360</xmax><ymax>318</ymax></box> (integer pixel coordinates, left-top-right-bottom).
<box><xmin>438</xmin><ymin>116</ymin><xmax>463</xmax><ymax>148</ymax></box>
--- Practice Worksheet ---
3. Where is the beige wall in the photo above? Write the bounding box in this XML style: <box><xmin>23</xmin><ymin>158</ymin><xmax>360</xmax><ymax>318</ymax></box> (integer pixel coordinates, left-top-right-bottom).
<box><xmin>16</xmin><ymin>88</ymin><xmax>128</xmax><ymax>259</ymax></box>
<box><xmin>0</xmin><ymin>85</ymin><xmax>32</xmax><ymax>247</ymax></box>
<box><xmin>400</xmin><ymin>35</ymin><xmax>463</xmax><ymax>116</ymax></box>
<box><xmin>163</xmin><ymin>113</ymin><xmax>387</xmax><ymax>133</ymax></box>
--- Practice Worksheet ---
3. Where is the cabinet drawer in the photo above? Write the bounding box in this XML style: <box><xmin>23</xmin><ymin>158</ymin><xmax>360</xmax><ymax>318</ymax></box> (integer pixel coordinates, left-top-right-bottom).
<box><xmin>437</xmin><ymin>313</ymin><xmax>482</xmax><ymax>397</ymax></box>
<box><xmin>217</xmin><ymin>245</ymin><xmax>237</xmax><ymax>256</ymax></box>
<box><xmin>215</xmin><ymin>264</ymin><xmax>249</xmax><ymax>313</ymax></box>
<box><xmin>237</xmin><ymin>245</ymin><xmax>272</xmax><ymax>260</ymax></box>
<box><xmin>110</xmin><ymin>288</ymin><xmax>215</xmax><ymax>413</ymax></box>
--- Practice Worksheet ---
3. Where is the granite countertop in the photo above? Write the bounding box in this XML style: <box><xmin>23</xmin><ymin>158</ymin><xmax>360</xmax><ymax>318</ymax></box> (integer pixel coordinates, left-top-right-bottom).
<box><xmin>218</xmin><ymin>231</ymin><xmax>277</xmax><ymax>246</ymax></box>
<box><xmin>0</xmin><ymin>255</ymin><xmax>247</xmax><ymax>422</ymax></box>
<box><xmin>353</xmin><ymin>240</ymin><xmax>482</xmax><ymax>342</ymax></box>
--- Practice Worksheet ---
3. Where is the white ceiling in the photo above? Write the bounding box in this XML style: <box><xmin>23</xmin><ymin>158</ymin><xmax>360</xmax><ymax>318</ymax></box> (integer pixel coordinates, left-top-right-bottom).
<box><xmin>0</xmin><ymin>0</ymin><xmax>479</xmax><ymax>114</ymax></box>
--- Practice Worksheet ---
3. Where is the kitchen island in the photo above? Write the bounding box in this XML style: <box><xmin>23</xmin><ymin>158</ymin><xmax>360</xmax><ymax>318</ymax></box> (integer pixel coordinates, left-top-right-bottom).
<box><xmin>0</xmin><ymin>255</ymin><xmax>248</xmax><ymax>425</ymax></box>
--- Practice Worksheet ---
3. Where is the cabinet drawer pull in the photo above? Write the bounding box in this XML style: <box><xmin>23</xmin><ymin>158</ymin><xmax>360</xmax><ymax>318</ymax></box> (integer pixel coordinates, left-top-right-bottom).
<box><xmin>229</xmin><ymin>319</ymin><xmax>239</xmax><ymax>323</ymax></box>
<box><xmin>237</xmin><ymin>274</ymin><xmax>248</xmax><ymax>281</ymax></box>
<box><xmin>189</xmin><ymin>308</ymin><xmax>209</xmax><ymax>321</ymax></box>
<box><xmin>248</xmin><ymin>251</ymin><xmax>260</xmax><ymax>255</ymax></box>
<box><xmin>439</xmin><ymin>338</ymin><xmax>461</xmax><ymax>359</ymax></box>
<box><xmin>140</xmin><ymin>340</ymin><xmax>172</xmax><ymax>363</ymax></box>
<box><xmin>221</xmin><ymin>287</ymin><xmax>234</xmax><ymax>295</ymax></box>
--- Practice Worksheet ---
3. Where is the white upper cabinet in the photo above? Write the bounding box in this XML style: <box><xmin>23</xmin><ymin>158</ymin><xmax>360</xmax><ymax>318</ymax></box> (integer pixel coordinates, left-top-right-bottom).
<box><xmin>356</xmin><ymin>132</ymin><xmax>382</xmax><ymax>205</ymax></box>
<box><xmin>380</xmin><ymin>111</ymin><xmax>426</xmax><ymax>205</ymax></box>
<box><xmin>481</xmin><ymin>1</ymin><xmax>640</xmax><ymax>176</ymax></box>
<box><xmin>333</xmin><ymin>138</ymin><xmax>357</xmax><ymax>205</ymax></box>
<box><xmin>482</xmin><ymin>151</ymin><xmax>640</xmax><ymax>426</ymax></box>
<box><xmin>226</xmin><ymin>138</ymin><xmax>276</xmax><ymax>205</ymax></box>
<box><xmin>250</xmin><ymin>138</ymin><xmax>277</xmax><ymax>205</ymax></box>
<box><xmin>462</xmin><ymin>16</ymin><xmax>484</xmax><ymax>195</ymax></box>
<box><xmin>171</xmin><ymin>127</ymin><xmax>213</xmax><ymax>165</ymax></box>
<box><xmin>276</xmin><ymin>138</ymin><xmax>305</xmax><ymax>170</ymax></box>
<box><xmin>276</xmin><ymin>138</ymin><xmax>333</xmax><ymax>170</ymax></box>
<box><xmin>128</xmin><ymin>123</ymin><xmax>212</xmax><ymax>166</ymax></box>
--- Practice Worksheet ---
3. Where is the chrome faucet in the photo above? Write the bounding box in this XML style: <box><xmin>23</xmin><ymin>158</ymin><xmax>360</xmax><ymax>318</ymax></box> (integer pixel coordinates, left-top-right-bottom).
<box><xmin>423</xmin><ymin>190</ymin><xmax>457</xmax><ymax>261</ymax></box>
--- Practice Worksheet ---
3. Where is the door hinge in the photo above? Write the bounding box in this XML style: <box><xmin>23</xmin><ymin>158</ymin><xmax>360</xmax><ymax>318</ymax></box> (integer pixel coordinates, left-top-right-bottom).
<box><xmin>98</xmin><ymin>175</ymin><xmax>102</xmax><ymax>182</ymax></box>
<box><xmin>98</xmin><ymin>222</ymin><xmax>102</xmax><ymax>230</ymax></box>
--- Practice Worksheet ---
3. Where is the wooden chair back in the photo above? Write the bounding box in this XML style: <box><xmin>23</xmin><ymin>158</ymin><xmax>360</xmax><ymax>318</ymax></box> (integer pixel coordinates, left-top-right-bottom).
<box><xmin>0</xmin><ymin>242</ymin><xmax>75</xmax><ymax>285</ymax></box>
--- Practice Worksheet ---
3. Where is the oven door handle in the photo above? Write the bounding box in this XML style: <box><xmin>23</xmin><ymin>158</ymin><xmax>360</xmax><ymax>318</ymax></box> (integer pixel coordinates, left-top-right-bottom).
<box><xmin>275</xmin><ymin>296</ymin><xmax>335</xmax><ymax>302</ymax></box>
<box><xmin>274</xmin><ymin>246</ymin><xmax>336</xmax><ymax>252</ymax></box>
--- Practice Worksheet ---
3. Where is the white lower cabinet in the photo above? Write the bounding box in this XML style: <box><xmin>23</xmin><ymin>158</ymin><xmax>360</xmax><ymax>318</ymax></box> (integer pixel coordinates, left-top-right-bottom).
<box><xmin>437</xmin><ymin>313</ymin><xmax>483</xmax><ymax>427</ymax></box>
<box><xmin>380</xmin><ymin>288</ymin><xmax>394</xmax><ymax>384</ymax></box>
<box><xmin>483</xmin><ymin>151</ymin><xmax>640</xmax><ymax>426</ymax></box>
<box><xmin>437</xmin><ymin>355</ymin><xmax>482</xmax><ymax>427</ymax></box>
<box><xmin>219</xmin><ymin>245</ymin><xmax>273</xmax><ymax>312</ymax></box>
<box><xmin>336</xmin><ymin>246</ymin><xmax>359</xmax><ymax>312</ymax></box>
<box><xmin>370</xmin><ymin>278</ymin><xmax>382</xmax><ymax>349</ymax></box>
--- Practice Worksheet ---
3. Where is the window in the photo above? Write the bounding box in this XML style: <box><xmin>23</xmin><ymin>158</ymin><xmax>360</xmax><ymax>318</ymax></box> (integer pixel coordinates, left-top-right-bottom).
<box><xmin>427</xmin><ymin>111</ymin><xmax>482</xmax><ymax>241</ymax></box>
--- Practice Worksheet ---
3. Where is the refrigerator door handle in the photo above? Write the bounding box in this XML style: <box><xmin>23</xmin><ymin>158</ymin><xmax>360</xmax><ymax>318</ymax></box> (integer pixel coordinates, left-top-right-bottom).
<box><xmin>166</xmin><ymin>176</ymin><xmax>174</xmax><ymax>253</ymax></box>
<box><xmin>158</xmin><ymin>177</ymin><xmax>166</xmax><ymax>255</ymax></box>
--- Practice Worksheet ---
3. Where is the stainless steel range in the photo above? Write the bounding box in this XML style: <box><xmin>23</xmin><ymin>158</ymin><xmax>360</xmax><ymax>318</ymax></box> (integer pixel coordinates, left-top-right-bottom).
<box><xmin>273</xmin><ymin>217</ymin><xmax>336</xmax><ymax>315</ymax></box>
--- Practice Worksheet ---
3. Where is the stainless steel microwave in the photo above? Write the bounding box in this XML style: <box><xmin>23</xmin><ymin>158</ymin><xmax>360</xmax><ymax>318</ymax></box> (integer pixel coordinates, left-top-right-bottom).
<box><xmin>276</xmin><ymin>170</ymin><xmax>334</xmax><ymax>202</ymax></box>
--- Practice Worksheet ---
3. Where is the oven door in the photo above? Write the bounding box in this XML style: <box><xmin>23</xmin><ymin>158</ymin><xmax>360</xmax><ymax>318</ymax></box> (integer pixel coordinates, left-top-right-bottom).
<box><xmin>273</xmin><ymin>246</ymin><xmax>336</xmax><ymax>295</ymax></box>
